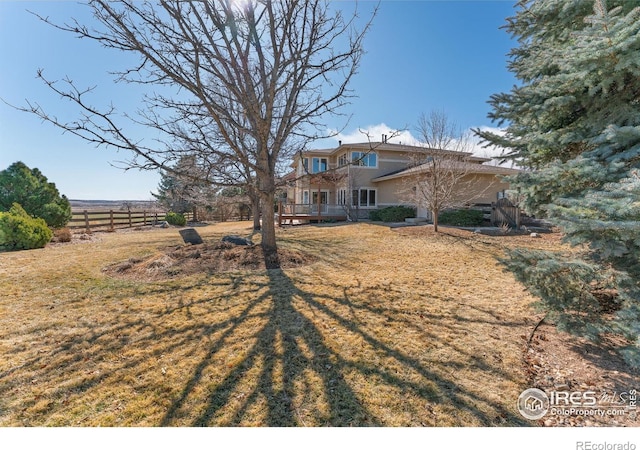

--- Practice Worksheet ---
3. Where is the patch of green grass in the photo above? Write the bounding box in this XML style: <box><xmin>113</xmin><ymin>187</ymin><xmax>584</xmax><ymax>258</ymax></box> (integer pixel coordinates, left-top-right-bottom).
<box><xmin>0</xmin><ymin>222</ymin><xmax>552</xmax><ymax>426</ymax></box>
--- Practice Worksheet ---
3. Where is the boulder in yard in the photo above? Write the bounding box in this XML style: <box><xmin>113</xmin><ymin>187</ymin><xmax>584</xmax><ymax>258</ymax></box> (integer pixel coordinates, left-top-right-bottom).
<box><xmin>222</xmin><ymin>235</ymin><xmax>253</xmax><ymax>246</ymax></box>
<box><xmin>179</xmin><ymin>228</ymin><xmax>204</xmax><ymax>245</ymax></box>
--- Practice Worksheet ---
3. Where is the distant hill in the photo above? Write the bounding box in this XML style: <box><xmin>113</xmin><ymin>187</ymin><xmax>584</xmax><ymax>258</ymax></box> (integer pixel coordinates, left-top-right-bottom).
<box><xmin>70</xmin><ymin>199</ymin><xmax>161</xmax><ymax>211</ymax></box>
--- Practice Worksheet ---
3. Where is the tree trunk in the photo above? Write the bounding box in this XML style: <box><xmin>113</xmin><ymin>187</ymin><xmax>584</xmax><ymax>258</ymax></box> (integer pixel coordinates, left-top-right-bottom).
<box><xmin>433</xmin><ymin>209</ymin><xmax>439</xmax><ymax>232</ymax></box>
<box><xmin>260</xmin><ymin>191</ymin><xmax>280</xmax><ymax>269</ymax></box>
<box><xmin>252</xmin><ymin>196</ymin><xmax>261</xmax><ymax>231</ymax></box>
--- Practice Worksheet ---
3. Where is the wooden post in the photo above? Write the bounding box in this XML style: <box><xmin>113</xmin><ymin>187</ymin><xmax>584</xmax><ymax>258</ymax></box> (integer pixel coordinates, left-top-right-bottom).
<box><xmin>317</xmin><ymin>186</ymin><xmax>321</xmax><ymax>219</ymax></box>
<box><xmin>154</xmin><ymin>212</ymin><xmax>158</xmax><ymax>224</ymax></box>
<box><xmin>109</xmin><ymin>210</ymin><xmax>114</xmax><ymax>231</ymax></box>
<box><xmin>128</xmin><ymin>210</ymin><xmax>132</xmax><ymax>228</ymax></box>
<box><xmin>84</xmin><ymin>210</ymin><xmax>90</xmax><ymax>232</ymax></box>
<box><xmin>490</xmin><ymin>203</ymin><xmax>496</xmax><ymax>227</ymax></box>
<box><xmin>143</xmin><ymin>210</ymin><xmax>147</xmax><ymax>226</ymax></box>
<box><xmin>278</xmin><ymin>200</ymin><xmax>283</xmax><ymax>227</ymax></box>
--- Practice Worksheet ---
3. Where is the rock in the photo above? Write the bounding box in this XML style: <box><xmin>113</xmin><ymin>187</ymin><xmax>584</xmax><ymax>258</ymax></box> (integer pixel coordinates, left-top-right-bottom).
<box><xmin>179</xmin><ymin>228</ymin><xmax>204</xmax><ymax>245</ymax></box>
<box><xmin>530</xmin><ymin>232</ymin><xmax>541</xmax><ymax>238</ymax></box>
<box><xmin>158</xmin><ymin>221</ymin><xmax>169</xmax><ymax>228</ymax></box>
<box><xmin>222</xmin><ymin>235</ymin><xmax>253</xmax><ymax>246</ymax></box>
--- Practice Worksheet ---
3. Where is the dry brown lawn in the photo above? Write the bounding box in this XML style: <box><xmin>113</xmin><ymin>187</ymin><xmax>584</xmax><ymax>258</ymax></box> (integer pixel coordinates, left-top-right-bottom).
<box><xmin>0</xmin><ymin>222</ymin><xmax>559</xmax><ymax>426</ymax></box>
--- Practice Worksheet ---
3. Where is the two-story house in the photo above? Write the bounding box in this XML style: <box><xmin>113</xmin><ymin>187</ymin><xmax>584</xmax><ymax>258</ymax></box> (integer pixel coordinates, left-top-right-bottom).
<box><xmin>281</xmin><ymin>140</ymin><xmax>520</xmax><ymax>221</ymax></box>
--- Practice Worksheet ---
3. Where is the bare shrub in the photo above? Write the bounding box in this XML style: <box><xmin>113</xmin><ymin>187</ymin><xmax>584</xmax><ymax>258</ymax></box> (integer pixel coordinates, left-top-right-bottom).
<box><xmin>54</xmin><ymin>227</ymin><xmax>72</xmax><ymax>243</ymax></box>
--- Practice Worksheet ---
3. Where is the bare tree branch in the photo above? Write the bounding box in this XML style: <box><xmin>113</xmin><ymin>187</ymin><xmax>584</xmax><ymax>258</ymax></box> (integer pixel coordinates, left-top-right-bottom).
<box><xmin>401</xmin><ymin>110</ymin><xmax>494</xmax><ymax>232</ymax></box>
<box><xmin>11</xmin><ymin>0</ymin><xmax>376</xmax><ymax>267</ymax></box>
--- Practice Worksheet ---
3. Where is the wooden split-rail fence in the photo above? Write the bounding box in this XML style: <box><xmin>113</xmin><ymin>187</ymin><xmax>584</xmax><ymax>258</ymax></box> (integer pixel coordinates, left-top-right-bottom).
<box><xmin>69</xmin><ymin>210</ymin><xmax>194</xmax><ymax>232</ymax></box>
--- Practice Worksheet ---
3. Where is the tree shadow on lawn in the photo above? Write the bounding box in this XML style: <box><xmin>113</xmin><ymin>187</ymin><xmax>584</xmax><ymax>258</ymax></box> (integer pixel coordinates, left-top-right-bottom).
<box><xmin>0</xmin><ymin>268</ymin><xmax>530</xmax><ymax>426</ymax></box>
<box><xmin>159</xmin><ymin>268</ymin><xmax>528</xmax><ymax>426</ymax></box>
<box><xmin>0</xmin><ymin>232</ymin><xmax>531</xmax><ymax>426</ymax></box>
<box><xmin>162</xmin><ymin>269</ymin><xmax>371</xmax><ymax>426</ymax></box>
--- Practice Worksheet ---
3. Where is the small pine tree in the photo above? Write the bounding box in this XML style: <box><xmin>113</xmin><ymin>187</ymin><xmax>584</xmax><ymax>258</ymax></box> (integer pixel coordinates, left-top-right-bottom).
<box><xmin>0</xmin><ymin>161</ymin><xmax>71</xmax><ymax>229</ymax></box>
<box><xmin>478</xmin><ymin>1</ymin><xmax>640</xmax><ymax>366</ymax></box>
<box><xmin>152</xmin><ymin>171</ymin><xmax>194</xmax><ymax>214</ymax></box>
<box><xmin>152</xmin><ymin>156</ymin><xmax>215</xmax><ymax>214</ymax></box>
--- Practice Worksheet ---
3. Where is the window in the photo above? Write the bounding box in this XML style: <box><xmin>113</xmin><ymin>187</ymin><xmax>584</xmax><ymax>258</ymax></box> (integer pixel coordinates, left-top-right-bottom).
<box><xmin>351</xmin><ymin>151</ymin><xmax>377</xmax><ymax>167</ymax></box>
<box><xmin>302</xmin><ymin>190</ymin><xmax>309</xmax><ymax>204</ymax></box>
<box><xmin>338</xmin><ymin>189</ymin><xmax>347</xmax><ymax>205</ymax></box>
<box><xmin>338</xmin><ymin>153</ymin><xmax>348</xmax><ymax>167</ymax></box>
<box><xmin>302</xmin><ymin>158</ymin><xmax>309</xmax><ymax>172</ymax></box>
<box><xmin>312</xmin><ymin>191</ymin><xmax>329</xmax><ymax>205</ymax></box>
<box><xmin>351</xmin><ymin>188</ymin><xmax>376</xmax><ymax>207</ymax></box>
<box><xmin>311</xmin><ymin>157</ymin><xmax>328</xmax><ymax>173</ymax></box>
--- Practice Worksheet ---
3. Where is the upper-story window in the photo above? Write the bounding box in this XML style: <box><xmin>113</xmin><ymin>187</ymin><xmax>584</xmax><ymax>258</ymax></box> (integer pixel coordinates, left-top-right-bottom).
<box><xmin>351</xmin><ymin>151</ymin><xmax>377</xmax><ymax>167</ymax></box>
<box><xmin>338</xmin><ymin>153</ymin><xmax>348</xmax><ymax>167</ymax></box>
<box><xmin>311</xmin><ymin>157</ymin><xmax>328</xmax><ymax>173</ymax></box>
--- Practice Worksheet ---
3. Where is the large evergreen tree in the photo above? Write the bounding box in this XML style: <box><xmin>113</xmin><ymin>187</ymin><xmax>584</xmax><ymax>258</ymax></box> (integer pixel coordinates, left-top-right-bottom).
<box><xmin>477</xmin><ymin>0</ymin><xmax>640</xmax><ymax>366</ymax></box>
<box><xmin>0</xmin><ymin>161</ymin><xmax>72</xmax><ymax>229</ymax></box>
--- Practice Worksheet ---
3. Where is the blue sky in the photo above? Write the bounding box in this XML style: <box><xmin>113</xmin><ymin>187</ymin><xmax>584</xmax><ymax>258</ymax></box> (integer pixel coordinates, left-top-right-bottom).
<box><xmin>0</xmin><ymin>1</ymin><xmax>517</xmax><ymax>200</ymax></box>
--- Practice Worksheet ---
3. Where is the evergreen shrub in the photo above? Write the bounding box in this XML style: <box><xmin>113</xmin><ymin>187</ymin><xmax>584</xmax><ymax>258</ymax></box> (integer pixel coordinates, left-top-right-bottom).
<box><xmin>369</xmin><ymin>206</ymin><xmax>416</xmax><ymax>222</ymax></box>
<box><xmin>165</xmin><ymin>211</ymin><xmax>187</xmax><ymax>226</ymax></box>
<box><xmin>438</xmin><ymin>209</ymin><xmax>484</xmax><ymax>227</ymax></box>
<box><xmin>0</xmin><ymin>203</ymin><xmax>53</xmax><ymax>250</ymax></box>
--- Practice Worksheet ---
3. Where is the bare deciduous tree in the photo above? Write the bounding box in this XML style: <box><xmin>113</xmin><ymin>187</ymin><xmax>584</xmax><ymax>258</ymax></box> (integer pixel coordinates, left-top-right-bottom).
<box><xmin>402</xmin><ymin>110</ymin><xmax>491</xmax><ymax>232</ymax></box>
<box><xmin>17</xmin><ymin>0</ymin><xmax>374</xmax><ymax>268</ymax></box>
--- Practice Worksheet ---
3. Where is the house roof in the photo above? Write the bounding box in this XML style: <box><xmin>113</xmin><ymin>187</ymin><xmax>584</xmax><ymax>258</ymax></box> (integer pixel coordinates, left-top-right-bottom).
<box><xmin>299</xmin><ymin>147</ymin><xmax>336</xmax><ymax>155</ymax></box>
<box><xmin>300</xmin><ymin>141</ymin><xmax>491</xmax><ymax>163</ymax></box>
<box><xmin>370</xmin><ymin>161</ymin><xmax>522</xmax><ymax>183</ymax></box>
<box><xmin>280</xmin><ymin>170</ymin><xmax>297</xmax><ymax>182</ymax></box>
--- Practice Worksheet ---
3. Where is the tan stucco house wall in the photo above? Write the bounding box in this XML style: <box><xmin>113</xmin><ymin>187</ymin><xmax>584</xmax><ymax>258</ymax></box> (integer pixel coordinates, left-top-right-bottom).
<box><xmin>285</xmin><ymin>141</ymin><xmax>520</xmax><ymax>220</ymax></box>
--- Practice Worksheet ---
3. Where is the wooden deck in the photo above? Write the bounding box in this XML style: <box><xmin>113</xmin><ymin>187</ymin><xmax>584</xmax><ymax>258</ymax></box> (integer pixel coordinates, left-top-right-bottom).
<box><xmin>276</xmin><ymin>202</ymin><xmax>348</xmax><ymax>225</ymax></box>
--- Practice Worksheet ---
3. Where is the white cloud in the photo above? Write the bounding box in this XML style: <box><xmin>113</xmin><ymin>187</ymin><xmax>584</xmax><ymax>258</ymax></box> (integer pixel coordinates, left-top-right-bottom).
<box><xmin>324</xmin><ymin>123</ymin><xmax>516</xmax><ymax>167</ymax></box>
<box><xmin>465</xmin><ymin>126</ymin><xmax>515</xmax><ymax>167</ymax></box>
<box><xmin>328</xmin><ymin>123</ymin><xmax>421</xmax><ymax>147</ymax></box>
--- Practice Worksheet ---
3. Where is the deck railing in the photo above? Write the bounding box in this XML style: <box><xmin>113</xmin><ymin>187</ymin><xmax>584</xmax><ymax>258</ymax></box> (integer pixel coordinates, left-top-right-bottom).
<box><xmin>276</xmin><ymin>202</ymin><xmax>347</xmax><ymax>225</ymax></box>
<box><xmin>279</xmin><ymin>203</ymin><xmax>347</xmax><ymax>216</ymax></box>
